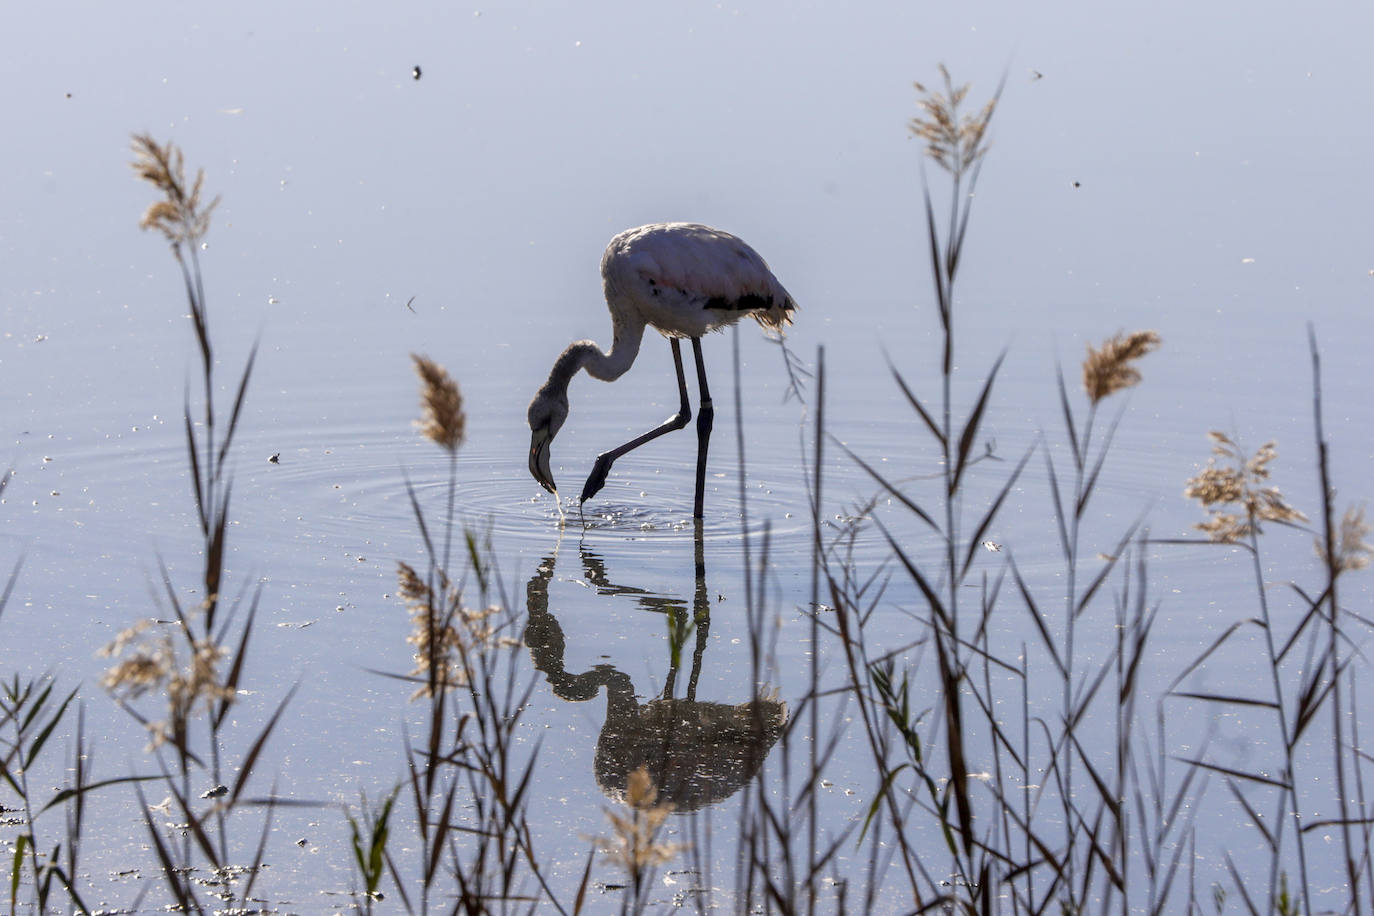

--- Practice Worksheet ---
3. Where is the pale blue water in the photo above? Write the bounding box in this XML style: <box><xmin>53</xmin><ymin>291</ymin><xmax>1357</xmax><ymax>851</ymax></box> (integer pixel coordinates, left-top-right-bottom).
<box><xmin>3</xmin><ymin>0</ymin><xmax>1373</xmax><ymax>909</ymax></box>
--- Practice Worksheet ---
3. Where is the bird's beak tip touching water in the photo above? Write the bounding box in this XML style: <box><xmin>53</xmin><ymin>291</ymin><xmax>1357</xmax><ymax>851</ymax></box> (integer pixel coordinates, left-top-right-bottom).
<box><xmin>529</xmin><ymin>430</ymin><xmax>557</xmax><ymax>495</ymax></box>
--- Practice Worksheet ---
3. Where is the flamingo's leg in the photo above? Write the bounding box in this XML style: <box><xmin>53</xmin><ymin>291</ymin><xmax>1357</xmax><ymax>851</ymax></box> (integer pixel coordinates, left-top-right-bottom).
<box><xmin>691</xmin><ymin>337</ymin><xmax>713</xmax><ymax>519</ymax></box>
<box><xmin>580</xmin><ymin>338</ymin><xmax>691</xmax><ymax>504</ymax></box>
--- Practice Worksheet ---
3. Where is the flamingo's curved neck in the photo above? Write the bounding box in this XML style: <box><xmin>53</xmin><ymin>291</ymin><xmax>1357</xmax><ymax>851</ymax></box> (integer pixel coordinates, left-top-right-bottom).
<box><xmin>545</xmin><ymin>313</ymin><xmax>646</xmax><ymax>393</ymax></box>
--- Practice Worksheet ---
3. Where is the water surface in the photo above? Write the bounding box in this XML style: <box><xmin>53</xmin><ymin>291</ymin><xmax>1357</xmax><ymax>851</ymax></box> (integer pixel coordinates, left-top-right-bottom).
<box><xmin>3</xmin><ymin>0</ymin><xmax>1373</xmax><ymax>908</ymax></box>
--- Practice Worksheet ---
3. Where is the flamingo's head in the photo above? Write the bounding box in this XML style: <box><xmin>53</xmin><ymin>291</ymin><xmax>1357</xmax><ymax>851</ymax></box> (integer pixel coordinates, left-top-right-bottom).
<box><xmin>526</xmin><ymin>388</ymin><xmax>568</xmax><ymax>495</ymax></box>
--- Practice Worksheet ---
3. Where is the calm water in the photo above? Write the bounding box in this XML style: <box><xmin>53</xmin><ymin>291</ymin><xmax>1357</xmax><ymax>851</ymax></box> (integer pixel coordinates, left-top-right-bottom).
<box><xmin>4</xmin><ymin>0</ymin><xmax>1374</xmax><ymax>909</ymax></box>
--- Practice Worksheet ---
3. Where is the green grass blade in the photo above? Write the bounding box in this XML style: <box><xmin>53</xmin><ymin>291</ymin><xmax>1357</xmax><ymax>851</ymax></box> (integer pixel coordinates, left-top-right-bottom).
<box><xmin>1074</xmin><ymin>521</ymin><xmax>1140</xmax><ymax>618</ymax></box>
<box><xmin>1011</xmin><ymin>557</ymin><xmax>1065</xmax><ymax>678</ymax></box>
<box><xmin>961</xmin><ymin>439</ymin><xmax>1035</xmax><ymax>579</ymax></box>
<box><xmin>1170</xmin><ymin>691</ymin><xmax>1279</xmax><ymax>711</ymax></box>
<box><xmin>888</xmin><ymin>361</ymin><xmax>945</xmax><ymax>446</ymax></box>
<box><xmin>229</xmin><ymin>683</ymin><xmax>299</xmax><ymax>803</ymax></box>
<box><xmin>841</xmin><ymin>442</ymin><xmax>941</xmax><ymax>534</ymax></box>
<box><xmin>213</xmin><ymin>585</ymin><xmax>262</xmax><ymax>731</ymax></box>
<box><xmin>41</xmin><ymin>774</ymin><xmax>161</xmax><ymax>815</ymax></box>
<box><xmin>1055</xmin><ymin>366</ymin><xmax>1083</xmax><ymax>471</ymax></box>
<box><xmin>216</xmin><ymin>344</ymin><xmax>258</xmax><ymax>469</ymax></box>
<box><xmin>9</xmin><ymin>832</ymin><xmax>26</xmax><ymax>913</ymax></box>
<box><xmin>1164</xmin><ymin>619</ymin><xmax>1261</xmax><ymax>695</ymax></box>
<box><xmin>1076</xmin><ymin>401</ymin><xmax>1128</xmax><ymax>519</ymax></box>
<box><xmin>182</xmin><ymin>391</ymin><xmax>208</xmax><ymax>536</ymax></box>
<box><xmin>951</xmin><ymin>351</ymin><xmax>1006</xmax><ymax>494</ymax></box>
<box><xmin>24</xmin><ymin>686</ymin><xmax>78</xmax><ymax>766</ymax></box>
<box><xmin>1173</xmin><ymin>756</ymin><xmax>1289</xmax><ymax>790</ymax></box>
<box><xmin>0</xmin><ymin>555</ymin><xmax>22</xmax><ymax>626</ymax></box>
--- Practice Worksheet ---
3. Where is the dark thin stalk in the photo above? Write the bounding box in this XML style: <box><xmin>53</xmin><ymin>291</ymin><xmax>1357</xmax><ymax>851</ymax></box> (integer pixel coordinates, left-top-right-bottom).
<box><xmin>1243</xmin><ymin>522</ymin><xmax>1310</xmax><ymax>914</ymax></box>
<box><xmin>1309</xmin><ymin>327</ymin><xmax>1360</xmax><ymax>913</ymax></box>
<box><xmin>807</xmin><ymin>346</ymin><xmax>825</xmax><ymax>915</ymax></box>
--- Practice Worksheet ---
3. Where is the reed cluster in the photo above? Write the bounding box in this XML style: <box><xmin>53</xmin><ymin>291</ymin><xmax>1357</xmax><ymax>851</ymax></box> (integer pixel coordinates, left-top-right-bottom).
<box><xmin>720</xmin><ymin>69</ymin><xmax>1372</xmax><ymax>916</ymax></box>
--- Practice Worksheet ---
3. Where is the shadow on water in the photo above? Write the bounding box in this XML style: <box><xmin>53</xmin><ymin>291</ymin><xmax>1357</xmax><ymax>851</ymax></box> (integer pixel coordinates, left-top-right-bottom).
<box><xmin>524</xmin><ymin>522</ymin><xmax>787</xmax><ymax>813</ymax></box>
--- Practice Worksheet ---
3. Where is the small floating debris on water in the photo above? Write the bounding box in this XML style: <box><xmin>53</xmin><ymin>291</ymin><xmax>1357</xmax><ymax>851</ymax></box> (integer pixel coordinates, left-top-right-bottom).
<box><xmin>412</xmin><ymin>64</ymin><xmax>422</xmax><ymax>80</ymax></box>
<box><xmin>1241</xmin><ymin>257</ymin><xmax>1255</xmax><ymax>264</ymax></box>
<box><xmin>268</xmin><ymin>452</ymin><xmax>280</xmax><ymax>464</ymax></box>
<box><xmin>982</xmin><ymin>540</ymin><xmax>1001</xmax><ymax>552</ymax></box>
<box><xmin>202</xmin><ymin>785</ymin><xmax>228</xmax><ymax>799</ymax></box>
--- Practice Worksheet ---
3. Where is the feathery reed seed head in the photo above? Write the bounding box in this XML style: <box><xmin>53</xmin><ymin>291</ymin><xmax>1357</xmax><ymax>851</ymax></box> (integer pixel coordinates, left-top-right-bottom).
<box><xmin>1082</xmin><ymin>330</ymin><xmax>1161</xmax><ymax>404</ymax></box>
<box><xmin>411</xmin><ymin>354</ymin><xmax>466</xmax><ymax>453</ymax></box>
<box><xmin>130</xmin><ymin>133</ymin><xmax>219</xmax><ymax>245</ymax></box>
<box><xmin>396</xmin><ymin>560</ymin><xmax>502</xmax><ymax>698</ymax></box>
<box><xmin>910</xmin><ymin>64</ymin><xmax>997</xmax><ymax>176</ymax></box>
<box><xmin>1322</xmin><ymin>504</ymin><xmax>1373</xmax><ymax>572</ymax></box>
<box><xmin>1185</xmin><ymin>432</ymin><xmax>1306</xmax><ymax>543</ymax></box>
<box><xmin>99</xmin><ymin>621</ymin><xmax>236</xmax><ymax>750</ymax></box>
<box><xmin>594</xmin><ymin>766</ymin><xmax>683</xmax><ymax>877</ymax></box>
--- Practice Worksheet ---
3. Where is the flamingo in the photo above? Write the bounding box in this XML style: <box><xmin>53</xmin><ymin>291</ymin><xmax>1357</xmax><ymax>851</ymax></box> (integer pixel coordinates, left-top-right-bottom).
<box><xmin>527</xmin><ymin>222</ymin><xmax>797</xmax><ymax>519</ymax></box>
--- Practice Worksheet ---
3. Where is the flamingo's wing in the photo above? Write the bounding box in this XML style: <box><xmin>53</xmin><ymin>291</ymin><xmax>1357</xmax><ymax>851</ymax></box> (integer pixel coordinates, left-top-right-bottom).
<box><xmin>606</xmin><ymin>223</ymin><xmax>796</xmax><ymax>334</ymax></box>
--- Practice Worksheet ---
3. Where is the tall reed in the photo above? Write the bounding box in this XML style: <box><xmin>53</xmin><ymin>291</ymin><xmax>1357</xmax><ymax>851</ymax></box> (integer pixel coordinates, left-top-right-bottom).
<box><xmin>356</xmin><ymin>354</ymin><xmax>578</xmax><ymax>914</ymax></box>
<box><xmin>1160</xmin><ymin>329</ymin><xmax>1374</xmax><ymax>913</ymax></box>
<box><xmin>798</xmin><ymin>68</ymin><xmax>1373</xmax><ymax>916</ymax></box>
<box><xmin>807</xmin><ymin>68</ymin><xmax>1219</xmax><ymax>914</ymax></box>
<box><xmin>93</xmin><ymin>135</ymin><xmax>297</xmax><ymax>911</ymax></box>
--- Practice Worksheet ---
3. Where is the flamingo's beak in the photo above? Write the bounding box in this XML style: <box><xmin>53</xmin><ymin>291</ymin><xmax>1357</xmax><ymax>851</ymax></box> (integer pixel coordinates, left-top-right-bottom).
<box><xmin>529</xmin><ymin>427</ymin><xmax>557</xmax><ymax>495</ymax></box>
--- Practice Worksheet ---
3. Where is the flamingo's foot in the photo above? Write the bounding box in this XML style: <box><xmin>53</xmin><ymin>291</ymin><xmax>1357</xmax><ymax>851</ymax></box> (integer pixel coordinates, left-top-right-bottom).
<box><xmin>580</xmin><ymin>454</ymin><xmax>613</xmax><ymax>504</ymax></box>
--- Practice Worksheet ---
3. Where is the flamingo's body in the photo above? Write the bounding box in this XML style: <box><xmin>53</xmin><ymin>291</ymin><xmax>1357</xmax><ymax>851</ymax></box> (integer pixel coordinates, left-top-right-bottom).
<box><xmin>527</xmin><ymin>222</ymin><xmax>796</xmax><ymax>518</ymax></box>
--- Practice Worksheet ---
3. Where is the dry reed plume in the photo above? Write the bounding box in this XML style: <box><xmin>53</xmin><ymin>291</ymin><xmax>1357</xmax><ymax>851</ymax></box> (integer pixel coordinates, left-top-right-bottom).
<box><xmin>595</xmin><ymin>765</ymin><xmax>683</xmax><ymax>881</ymax></box>
<box><xmin>909</xmin><ymin>64</ymin><xmax>997</xmax><ymax>175</ymax></box>
<box><xmin>1082</xmin><ymin>329</ymin><xmax>1161</xmax><ymax>404</ymax></box>
<box><xmin>396</xmin><ymin>560</ymin><xmax>502</xmax><ymax>698</ymax></box>
<box><xmin>411</xmin><ymin>354</ymin><xmax>466</xmax><ymax>453</ymax></box>
<box><xmin>1185</xmin><ymin>431</ymin><xmax>1307</xmax><ymax>542</ymax></box>
<box><xmin>1324</xmin><ymin>503</ymin><xmax>1373</xmax><ymax>572</ymax></box>
<box><xmin>99</xmin><ymin>620</ymin><xmax>235</xmax><ymax>750</ymax></box>
<box><xmin>131</xmin><ymin>133</ymin><xmax>219</xmax><ymax>245</ymax></box>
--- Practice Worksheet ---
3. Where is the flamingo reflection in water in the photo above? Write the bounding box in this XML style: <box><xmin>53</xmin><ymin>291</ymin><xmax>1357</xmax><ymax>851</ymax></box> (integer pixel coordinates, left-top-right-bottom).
<box><xmin>523</xmin><ymin>527</ymin><xmax>787</xmax><ymax>811</ymax></box>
